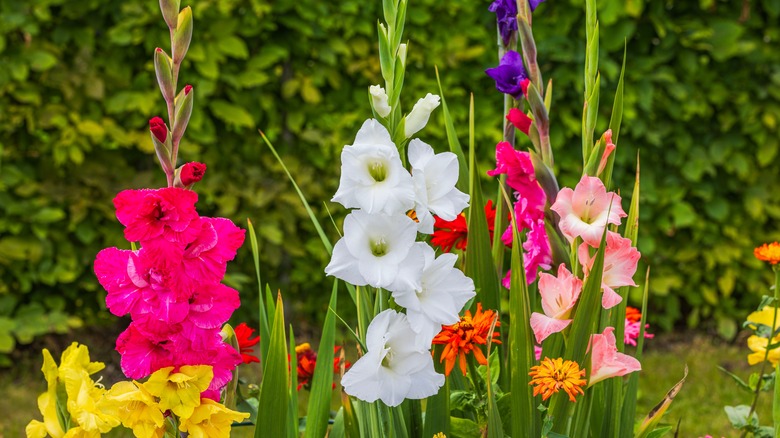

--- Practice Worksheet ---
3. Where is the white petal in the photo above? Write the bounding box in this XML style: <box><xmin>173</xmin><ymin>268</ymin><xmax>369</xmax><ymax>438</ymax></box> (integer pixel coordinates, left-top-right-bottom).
<box><xmin>324</xmin><ymin>239</ymin><xmax>367</xmax><ymax>286</ymax></box>
<box><xmin>408</xmin><ymin>139</ymin><xmax>435</xmax><ymax>170</ymax></box>
<box><xmin>353</xmin><ymin>119</ymin><xmax>393</xmax><ymax>147</ymax></box>
<box><xmin>405</xmin><ymin>355</ymin><xmax>445</xmax><ymax>400</ymax></box>
<box><xmin>342</xmin><ymin>349</ymin><xmax>384</xmax><ymax>403</ymax></box>
<box><xmin>389</xmin><ymin>243</ymin><xmax>426</xmax><ymax>291</ymax></box>
<box><xmin>376</xmin><ymin>367</ymin><xmax>412</xmax><ymax>407</ymax></box>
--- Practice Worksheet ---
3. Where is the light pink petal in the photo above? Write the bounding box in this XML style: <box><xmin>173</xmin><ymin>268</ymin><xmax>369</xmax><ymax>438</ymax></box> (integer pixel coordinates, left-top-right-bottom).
<box><xmin>601</xmin><ymin>285</ymin><xmax>623</xmax><ymax>309</ymax></box>
<box><xmin>589</xmin><ymin>327</ymin><xmax>641</xmax><ymax>386</ymax></box>
<box><xmin>530</xmin><ymin>312</ymin><xmax>572</xmax><ymax>344</ymax></box>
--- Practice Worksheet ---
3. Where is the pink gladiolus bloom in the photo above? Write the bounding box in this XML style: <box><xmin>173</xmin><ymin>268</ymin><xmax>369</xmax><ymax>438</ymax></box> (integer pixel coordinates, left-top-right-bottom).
<box><xmin>182</xmin><ymin>217</ymin><xmax>245</xmax><ymax>284</ymax></box>
<box><xmin>534</xmin><ymin>345</ymin><xmax>542</xmax><ymax>361</ymax></box>
<box><xmin>588</xmin><ymin>327</ymin><xmax>641</xmax><ymax>386</ymax></box>
<box><xmin>597</xmin><ymin>130</ymin><xmax>616</xmax><ymax>175</ymax></box>
<box><xmin>488</xmin><ymin>142</ymin><xmax>550</xmax><ymax>283</ymax></box>
<box><xmin>550</xmin><ymin>175</ymin><xmax>626</xmax><ymax>247</ymax></box>
<box><xmin>578</xmin><ymin>232</ymin><xmax>640</xmax><ymax>309</ymax></box>
<box><xmin>116</xmin><ymin>323</ymin><xmax>176</xmax><ymax>379</ymax></box>
<box><xmin>506</xmin><ymin>108</ymin><xmax>532</xmax><ymax>136</ymax></box>
<box><xmin>529</xmin><ymin>264</ymin><xmax>582</xmax><ymax>344</ymax></box>
<box><xmin>113</xmin><ymin>188</ymin><xmax>201</xmax><ymax>244</ymax></box>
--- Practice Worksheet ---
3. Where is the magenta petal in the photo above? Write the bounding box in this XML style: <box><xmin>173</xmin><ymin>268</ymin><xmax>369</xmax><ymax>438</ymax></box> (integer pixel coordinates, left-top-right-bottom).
<box><xmin>116</xmin><ymin>324</ymin><xmax>174</xmax><ymax>379</ymax></box>
<box><xmin>530</xmin><ymin>312</ymin><xmax>572</xmax><ymax>344</ymax></box>
<box><xmin>188</xmin><ymin>284</ymin><xmax>240</xmax><ymax>329</ymax></box>
<box><xmin>95</xmin><ymin>247</ymin><xmax>141</xmax><ymax>316</ymax></box>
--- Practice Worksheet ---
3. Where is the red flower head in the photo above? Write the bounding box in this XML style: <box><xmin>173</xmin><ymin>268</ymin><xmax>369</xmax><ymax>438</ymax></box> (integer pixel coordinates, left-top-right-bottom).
<box><xmin>234</xmin><ymin>323</ymin><xmax>260</xmax><ymax>364</ymax></box>
<box><xmin>180</xmin><ymin>162</ymin><xmax>207</xmax><ymax>186</ymax></box>
<box><xmin>294</xmin><ymin>343</ymin><xmax>349</xmax><ymax>391</ymax></box>
<box><xmin>431</xmin><ymin>200</ymin><xmax>497</xmax><ymax>253</ymax></box>
<box><xmin>506</xmin><ymin>108</ymin><xmax>532</xmax><ymax>136</ymax></box>
<box><xmin>184</xmin><ymin>84</ymin><xmax>193</xmax><ymax>95</ymax></box>
<box><xmin>149</xmin><ymin>116</ymin><xmax>168</xmax><ymax>143</ymax></box>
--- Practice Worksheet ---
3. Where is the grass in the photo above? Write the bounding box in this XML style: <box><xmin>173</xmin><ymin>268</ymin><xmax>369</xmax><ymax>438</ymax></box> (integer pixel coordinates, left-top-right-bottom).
<box><xmin>0</xmin><ymin>329</ymin><xmax>772</xmax><ymax>438</ymax></box>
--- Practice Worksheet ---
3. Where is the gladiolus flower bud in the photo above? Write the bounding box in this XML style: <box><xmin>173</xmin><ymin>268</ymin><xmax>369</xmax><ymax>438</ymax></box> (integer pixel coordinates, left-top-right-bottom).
<box><xmin>149</xmin><ymin>117</ymin><xmax>173</xmax><ymax>176</ymax></box>
<box><xmin>506</xmin><ymin>108</ymin><xmax>532</xmax><ymax>136</ymax></box>
<box><xmin>397</xmin><ymin>43</ymin><xmax>407</xmax><ymax>67</ymax></box>
<box><xmin>520</xmin><ymin>78</ymin><xmax>531</xmax><ymax>97</ymax></box>
<box><xmin>597</xmin><ymin>129</ymin><xmax>616</xmax><ymax>175</ymax></box>
<box><xmin>178</xmin><ymin>162</ymin><xmax>206</xmax><ymax>187</ymax></box>
<box><xmin>154</xmin><ymin>48</ymin><xmax>175</xmax><ymax>103</ymax></box>
<box><xmin>404</xmin><ymin>93</ymin><xmax>440</xmax><ymax>138</ymax></box>
<box><xmin>159</xmin><ymin>0</ymin><xmax>180</xmax><ymax>30</ymax></box>
<box><xmin>149</xmin><ymin>116</ymin><xmax>168</xmax><ymax>143</ymax></box>
<box><xmin>369</xmin><ymin>85</ymin><xmax>391</xmax><ymax>118</ymax></box>
<box><xmin>173</xmin><ymin>85</ymin><xmax>193</xmax><ymax>143</ymax></box>
<box><xmin>172</xmin><ymin>6</ymin><xmax>193</xmax><ymax>64</ymax></box>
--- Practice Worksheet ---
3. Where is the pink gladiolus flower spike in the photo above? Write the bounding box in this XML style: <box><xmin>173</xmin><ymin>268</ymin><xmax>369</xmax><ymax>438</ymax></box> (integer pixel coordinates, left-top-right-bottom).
<box><xmin>529</xmin><ymin>264</ymin><xmax>582</xmax><ymax>344</ymax></box>
<box><xmin>588</xmin><ymin>327</ymin><xmax>641</xmax><ymax>386</ymax></box>
<box><xmin>550</xmin><ymin>175</ymin><xmax>626</xmax><ymax>247</ymax></box>
<box><xmin>578</xmin><ymin>231</ymin><xmax>640</xmax><ymax>309</ymax></box>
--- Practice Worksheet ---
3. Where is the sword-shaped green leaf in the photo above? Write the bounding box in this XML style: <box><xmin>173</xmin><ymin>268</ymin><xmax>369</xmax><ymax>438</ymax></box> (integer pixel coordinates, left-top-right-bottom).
<box><xmin>435</xmin><ymin>67</ymin><xmax>469</xmax><ymax>194</ymax></box>
<box><xmin>255</xmin><ymin>293</ymin><xmax>289</xmax><ymax>438</ymax></box>
<box><xmin>304</xmin><ymin>281</ymin><xmax>339</xmax><ymax>438</ymax></box>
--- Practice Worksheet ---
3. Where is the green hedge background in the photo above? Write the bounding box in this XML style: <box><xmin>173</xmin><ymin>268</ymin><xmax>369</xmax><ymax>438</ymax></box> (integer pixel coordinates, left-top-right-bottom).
<box><xmin>0</xmin><ymin>0</ymin><xmax>778</xmax><ymax>359</ymax></box>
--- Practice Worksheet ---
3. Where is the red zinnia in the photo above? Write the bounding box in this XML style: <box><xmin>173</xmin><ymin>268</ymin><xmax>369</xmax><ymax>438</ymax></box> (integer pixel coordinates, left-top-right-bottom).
<box><xmin>294</xmin><ymin>343</ymin><xmax>349</xmax><ymax>391</ymax></box>
<box><xmin>431</xmin><ymin>200</ymin><xmax>497</xmax><ymax>253</ymax></box>
<box><xmin>234</xmin><ymin>323</ymin><xmax>260</xmax><ymax>364</ymax></box>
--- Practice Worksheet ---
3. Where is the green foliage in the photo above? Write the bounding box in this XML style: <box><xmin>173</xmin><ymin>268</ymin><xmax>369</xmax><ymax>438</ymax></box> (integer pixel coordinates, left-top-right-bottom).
<box><xmin>0</xmin><ymin>0</ymin><xmax>778</xmax><ymax>350</ymax></box>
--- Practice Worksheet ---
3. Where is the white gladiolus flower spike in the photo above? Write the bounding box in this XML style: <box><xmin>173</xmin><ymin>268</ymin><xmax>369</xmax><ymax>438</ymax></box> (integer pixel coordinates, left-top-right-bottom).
<box><xmin>404</xmin><ymin>94</ymin><xmax>440</xmax><ymax>138</ymax></box>
<box><xmin>408</xmin><ymin>139</ymin><xmax>470</xmax><ymax>234</ymax></box>
<box><xmin>392</xmin><ymin>244</ymin><xmax>476</xmax><ymax>348</ymax></box>
<box><xmin>369</xmin><ymin>85</ymin><xmax>392</xmax><ymax>118</ymax></box>
<box><xmin>332</xmin><ymin>119</ymin><xmax>415</xmax><ymax>215</ymax></box>
<box><xmin>341</xmin><ymin>309</ymin><xmax>445</xmax><ymax>407</ymax></box>
<box><xmin>324</xmin><ymin>210</ymin><xmax>423</xmax><ymax>290</ymax></box>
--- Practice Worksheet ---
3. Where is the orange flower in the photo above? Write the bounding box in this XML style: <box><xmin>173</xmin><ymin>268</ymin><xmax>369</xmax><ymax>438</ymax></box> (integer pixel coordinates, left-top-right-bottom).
<box><xmin>432</xmin><ymin>303</ymin><xmax>501</xmax><ymax>376</ymax></box>
<box><xmin>294</xmin><ymin>343</ymin><xmax>349</xmax><ymax>391</ymax></box>
<box><xmin>755</xmin><ymin>242</ymin><xmax>780</xmax><ymax>264</ymax></box>
<box><xmin>529</xmin><ymin>357</ymin><xmax>586</xmax><ymax>402</ymax></box>
<box><xmin>625</xmin><ymin>306</ymin><xmax>641</xmax><ymax>323</ymax></box>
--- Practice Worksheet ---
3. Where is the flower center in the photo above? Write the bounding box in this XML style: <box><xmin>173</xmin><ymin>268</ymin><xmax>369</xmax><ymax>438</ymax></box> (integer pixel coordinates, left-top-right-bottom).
<box><xmin>368</xmin><ymin>161</ymin><xmax>387</xmax><ymax>182</ymax></box>
<box><xmin>370</xmin><ymin>238</ymin><xmax>388</xmax><ymax>256</ymax></box>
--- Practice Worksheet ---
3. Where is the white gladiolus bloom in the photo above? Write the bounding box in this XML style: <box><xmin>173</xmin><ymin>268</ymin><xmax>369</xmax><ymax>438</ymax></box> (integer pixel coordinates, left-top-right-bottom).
<box><xmin>408</xmin><ymin>139</ymin><xmax>470</xmax><ymax>234</ymax></box>
<box><xmin>392</xmin><ymin>244</ymin><xmax>475</xmax><ymax>348</ymax></box>
<box><xmin>369</xmin><ymin>85</ymin><xmax>392</xmax><ymax>118</ymax></box>
<box><xmin>332</xmin><ymin>119</ymin><xmax>415</xmax><ymax>215</ymax></box>
<box><xmin>324</xmin><ymin>210</ymin><xmax>423</xmax><ymax>290</ymax></box>
<box><xmin>404</xmin><ymin>94</ymin><xmax>440</xmax><ymax>138</ymax></box>
<box><xmin>341</xmin><ymin>309</ymin><xmax>445</xmax><ymax>406</ymax></box>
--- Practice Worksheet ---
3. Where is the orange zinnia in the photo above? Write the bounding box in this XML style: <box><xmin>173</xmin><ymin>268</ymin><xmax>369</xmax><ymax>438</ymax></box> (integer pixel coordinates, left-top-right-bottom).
<box><xmin>432</xmin><ymin>303</ymin><xmax>501</xmax><ymax>376</ymax></box>
<box><xmin>625</xmin><ymin>306</ymin><xmax>641</xmax><ymax>323</ymax></box>
<box><xmin>755</xmin><ymin>242</ymin><xmax>780</xmax><ymax>265</ymax></box>
<box><xmin>529</xmin><ymin>357</ymin><xmax>586</xmax><ymax>402</ymax></box>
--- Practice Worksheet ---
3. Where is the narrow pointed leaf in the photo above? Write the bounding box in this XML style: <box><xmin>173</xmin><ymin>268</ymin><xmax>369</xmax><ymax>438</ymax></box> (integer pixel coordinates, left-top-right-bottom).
<box><xmin>288</xmin><ymin>326</ymin><xmax>298</xmax><ymax>438</ymax></box>
<box><xmin>435</xmin><ymin>67</ymin><xmax>469</xmax><ymax>193</ymax></box>
<box><xmin>465</xmin><ymin>95</ymin><xmax>500</xmax><ymax>313</ymax></box>
<box><xmin>423</xmin><ymin>344</ymin><xmax>450</xmax><ymax>437</ymax></box>
<box><xmin>256</xmin><ymin>293</ymin><xmax>289</xmax><ymax>438</ymax></box>
<box><xmin>635</xmin><ymin>366</ymin><xmax>688</xmax><ymax>438</ymax></box>
<box><xmin>304</xmin><ymin>281</ymin><xmax>339</xmax><ymax>438</ymax></box>
<box><xmin>485</xmin><ymin>313</ymin><xmax>505</xmax><ymax>438</ymax></box>
<box><xmin>247</xmin><ymin>218</ymin><xmax>271</xmax><ymax>365</ymax></box>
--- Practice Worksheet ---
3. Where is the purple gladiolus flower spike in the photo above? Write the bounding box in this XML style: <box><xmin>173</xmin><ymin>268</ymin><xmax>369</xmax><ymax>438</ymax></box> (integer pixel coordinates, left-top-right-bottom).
<box><xmin>488</xmin><ymin>0</ymin><xmax>518</xmax><ymax>46</ymax></box>
<box><xmin>489</xmin><ymin>0</ymin><xmax>547</xmax><ymax>46</ymax></box>
<box><xmin>485</xmin><ymin>50</ymin><xmax>528</xmax><ymax>99</ymax></box>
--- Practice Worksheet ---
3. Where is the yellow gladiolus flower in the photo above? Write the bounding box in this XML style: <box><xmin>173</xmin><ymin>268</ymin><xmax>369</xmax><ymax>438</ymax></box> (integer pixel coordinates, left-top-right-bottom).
<box><xmin>143</xmin><ymin>365</ymin><xmax>213</xmax><ymax>419</ymax></box>
<box><xmin>27</xmin><ymin>349</ymin><xmax>66</xmax><ymax>438</ymax></box>
<box><xmin>62</xmin><ymin>370</ymin><xmax>120</xmax><ymax>434</ymax></box>
<box><xmin>178</xmin><ymin>399</ymin><xmax>250</xmax><ymax>438</ymax></box>
<box><xmin>59</xmin><ymin>343</ymin><xmax>105</xmax><ymax>378</ymax></box>
<box><xmin>106</xmin><ymin>381</ymin><xmax>166</xmax><ymax>438</ymax></box>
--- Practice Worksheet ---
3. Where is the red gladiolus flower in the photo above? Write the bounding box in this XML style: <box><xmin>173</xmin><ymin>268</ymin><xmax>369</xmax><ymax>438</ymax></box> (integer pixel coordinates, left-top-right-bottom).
<box><xmin>149</xmin><ymin>116</ymin><xmax>167</xmax><ymax>143</ymax></box>
<box><xmin>180</xmin><ymin>162</ymin><xmax>206</xmax><ymax>186</ymax></box>
<box><xmin>234</xmin><ymin>323</ymin><xmax>260</xmax><ymax>364</ymax></box>
<box><xmin>506</xmin><ymin>108</ymin><xmax>532</xmax><ymax>135</ymax></box>
<box><xmin>431</xmin><ymin>200</ymin><xmax>497</xmax><ymax>253</ymax></box>
<box><xmin>184</xmin><ymin>84</ymin><xmax>193</xmax><ymax>95</ymax></box>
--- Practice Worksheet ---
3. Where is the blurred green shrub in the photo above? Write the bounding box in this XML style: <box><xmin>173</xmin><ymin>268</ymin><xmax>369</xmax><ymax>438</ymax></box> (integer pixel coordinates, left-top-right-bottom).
<box><xmin>0</xmin><ymin>0</ymin><xmax>777</xmax><ymax>356</ymax></box>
